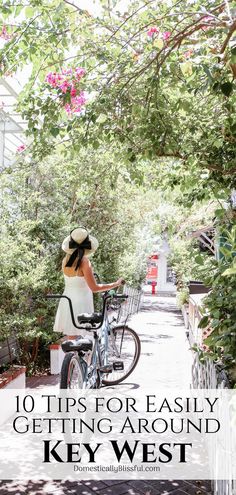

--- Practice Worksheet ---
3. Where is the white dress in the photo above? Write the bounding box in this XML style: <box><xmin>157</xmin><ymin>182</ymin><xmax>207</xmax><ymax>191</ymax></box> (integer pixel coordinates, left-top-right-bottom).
<box><xmin>53</xmin><ymin>275</ymin><xmax>94</xmax><ymax>336</ymax></box>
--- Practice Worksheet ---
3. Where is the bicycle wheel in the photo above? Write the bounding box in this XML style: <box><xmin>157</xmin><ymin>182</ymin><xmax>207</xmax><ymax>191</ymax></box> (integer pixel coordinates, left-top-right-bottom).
<box><xmin>102</xmin><ymin>325</ymin><xmax>141</xmax><ymax>386</ymax></box>
<box><xmin>60</xmin><ymin>352</ymin><xmax>84</xmax><ymax>389</ymax></box>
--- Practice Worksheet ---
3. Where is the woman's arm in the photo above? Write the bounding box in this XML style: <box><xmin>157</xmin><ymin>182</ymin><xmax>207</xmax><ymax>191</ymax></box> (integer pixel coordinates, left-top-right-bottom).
<box><xmin>81</xmin><ymin>257</ymin><xmax>123</xmax><ymax>292</ymax></box>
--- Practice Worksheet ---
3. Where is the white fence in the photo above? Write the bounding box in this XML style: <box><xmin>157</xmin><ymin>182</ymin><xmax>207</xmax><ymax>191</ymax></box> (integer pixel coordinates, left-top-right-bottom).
<box><xmin>188</xmin><ymin>297</ymin><xmax>236</xmax><ymax>495</ymax></box>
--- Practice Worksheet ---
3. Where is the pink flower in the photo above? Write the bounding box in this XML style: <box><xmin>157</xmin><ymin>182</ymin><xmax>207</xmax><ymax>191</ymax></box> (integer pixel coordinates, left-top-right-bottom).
<box><xmin>202</xmin><ymin>15</ymin><xmax>213</xmax><ymax>22</ymax></box>
<box><xmin>77</xmin><ymin>91</ymin><xmax>86</xmax><ymax>104</ymax></box>
<box><xmin>46</xmin><ymin>67</ymin><xmax>86</xmax><ymax>116</ymax></box>
<box><xmin>64</xmin><ymin>103</ymin><xmax>72</xmax><ymax>114</ymax></box>
<box><xmin>0</xmin><ymin>25</ymin><xmax>12</xmax><ymax>40</ymax></box>
<box><xmin>71</xmin><ymin>91</ymin><xmax>86</xmax><ymax>109</ymax></box>
<box><xmin>64</xmin><ymin>91</ymin><xmax>86</xmax><ymax>114</ymax></box>
<box><xmin>62</xmin><ymin>68</ymin><xmax>73</xmax><ymax>76</ymax></box>
<box><xmin>201</xmin><ymin>25</ymin><xmax>211</xmax><ymax>31</ymax></box>
<box><xmin>184</xmin><ymin>49</ymin><xmax>193</xmax><ymax>59</ymax></box>
<box><xmin>147</xmin><ymin>26</ymin><xmax>159</xmax><ymax>37</ymax></box>
<box><xmin>70</xmin><ymin>86</ymin><xmax>77</xmax><ymax>97</ymax></box>
<box><xmin>75</xmin><ymin>67</ymin><xmax>86</xmax><ymax>80</ymax></box>
<box><xmin>45</xmin><ymin>72</ymin><xmax>58</xmax><ymax>87</ymax></box>
<box><xmin>46</xmin><ymin>72</ymin><xmax>65</xmax><ymax>88</ymax></box>
<box><xmin>162</xmin><ymin>31</ymin><xmax>171</xmax><ymax>41</ymax></box>
<box><xmin>59</xmin><ymin>80</ymin><xmax>70</xmax><ymax>93</ymax></box>
<box><xmin>55</xmin><ymin>74</ymin><xmax>63</xmax><ymax>85</ymax></box>
<box><xmin>201</xmin><ymin>15</ymin><xmax>214</xmax><ymax>31</ymax></box>
<box><xmin>16</xmin><ymin>144</ymin><xmax>26</xmax><ymax>153</ymax></box>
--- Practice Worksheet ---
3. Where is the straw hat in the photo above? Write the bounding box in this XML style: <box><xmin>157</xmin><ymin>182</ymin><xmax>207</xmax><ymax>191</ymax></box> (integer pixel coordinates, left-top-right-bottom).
<box><xmin>62</xmin><ymin>227</ymin><xmax>99</xmax><ymax>256</ymax></box>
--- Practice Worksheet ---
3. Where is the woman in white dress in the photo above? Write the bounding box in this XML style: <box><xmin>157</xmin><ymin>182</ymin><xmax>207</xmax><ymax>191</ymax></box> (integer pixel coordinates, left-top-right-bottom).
<box><xmin>53</xmin><ymin>227</ymin><xmax>123</xmax><ymax>337</ymax></box>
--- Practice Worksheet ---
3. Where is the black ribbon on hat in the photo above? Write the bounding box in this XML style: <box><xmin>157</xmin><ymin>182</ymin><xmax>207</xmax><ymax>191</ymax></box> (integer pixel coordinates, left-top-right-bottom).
<box><xmin>65</xmin><ymin>232</ymin><xmax>92</xmax><ymax>270</ymax></box>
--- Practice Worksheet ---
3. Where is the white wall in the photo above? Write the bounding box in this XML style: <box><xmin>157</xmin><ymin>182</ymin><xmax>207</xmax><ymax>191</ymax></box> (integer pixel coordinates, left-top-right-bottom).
<box><xmin>156</xmin><ymin>240</ymin><xmax>176</xmax><ymax>293</ymax></box>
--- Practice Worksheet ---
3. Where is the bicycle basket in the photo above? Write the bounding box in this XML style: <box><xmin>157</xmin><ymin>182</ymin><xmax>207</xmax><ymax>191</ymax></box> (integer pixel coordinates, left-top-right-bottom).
<box><xmin>116</xmin><ymin>285</ymin><xmax>143</xmax><ymax>323</ymax></box>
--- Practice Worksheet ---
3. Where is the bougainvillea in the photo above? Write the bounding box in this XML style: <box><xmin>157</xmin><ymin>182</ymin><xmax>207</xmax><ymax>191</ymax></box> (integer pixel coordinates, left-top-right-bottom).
<box><xmin>147</xmin><ymin>27</ymin><xmax>171</xmax><ymax>42</ymax></box>
<box><xmin>16</xmin><ymin>144</ymin><xmax>26</xmax><ymax>153</ymax></box>
<box><xmin>147</xmin><ymin>26</ymin><xmax>159</xmax><ymax>37</ymax></box>
<box><xmin>45</xmin><ymin>67</ymin><xmax>86</xmax><ymax>115</ymax></box>
<box><xmin>0</xmin><ymin>25</ymin><xmax>12</xmax><ymax>40</ymax></box>
<box><xmin>1</xmin><ymin>0</ymin><xmax>235</xmax><ymax>183</ymax></box>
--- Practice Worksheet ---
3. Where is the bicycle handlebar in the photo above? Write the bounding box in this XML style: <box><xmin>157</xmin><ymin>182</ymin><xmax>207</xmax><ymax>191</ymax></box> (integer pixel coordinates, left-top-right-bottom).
<box><xmin>112</xmin><ymin>294</ymin><xmax>128</xmax><ymax>299</ymax></box>
<box><xmin>45</xmin><ymin>294</ymin><xmax>79</xmax><ymax>328</ymax></box>
<box><xmin>43</xmin><ymin>290</ymin><xmax>128</xmax><ymax>331</ymax></box>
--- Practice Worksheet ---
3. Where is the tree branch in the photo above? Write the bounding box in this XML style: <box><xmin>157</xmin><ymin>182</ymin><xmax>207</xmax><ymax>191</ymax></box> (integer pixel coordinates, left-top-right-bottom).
<box><xmin>107</xmin><ymin>0</ymin><xmax>156</xmax><ymax>42</ymax></box>
<box><xmin>220</xmin><ymin>19</ymin><xmax>236</xmax><ymax>53</ymax></box>
<box><xmin>117</xmin><ymin>3</ymin><xmax>225</xmax><ymax>94</ymax></box>
<box><xmin>63</xmin><ymin>0</ymin><xmax>87</xmax><ymax>15</ymax></box>
<box><xmin>2</xmin><ymin>14</ymin><xmax>42</xmax><ymax>58</ymax></box>
<box><xmin>207</xmin><ymin>164</ymin><xmax>236</xmax><ymax>175</ymax></box>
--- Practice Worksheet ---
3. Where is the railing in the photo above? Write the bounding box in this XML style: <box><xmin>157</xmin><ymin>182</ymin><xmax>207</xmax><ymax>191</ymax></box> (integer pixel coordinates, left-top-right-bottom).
<box><xmin>0</xmin><ymin>334</ymin><xmax>19</xmax><ymax>367</ymax></box>
<box><xmin>188</xmin><ymin>295</ymin><xmax>235</xmax><ymax>495</ymax></box>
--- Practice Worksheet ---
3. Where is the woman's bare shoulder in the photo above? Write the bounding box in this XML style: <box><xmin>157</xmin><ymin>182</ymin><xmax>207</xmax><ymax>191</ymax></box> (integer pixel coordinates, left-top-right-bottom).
<box><xmin>81</xmin><ymin>256</ymin><xmax>91</xmax><ymax>268</ymax></box>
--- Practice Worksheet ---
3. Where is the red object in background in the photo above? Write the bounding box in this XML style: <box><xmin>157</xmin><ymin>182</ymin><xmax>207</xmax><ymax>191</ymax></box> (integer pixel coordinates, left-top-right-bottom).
<box><xmin>146</xmin><ymin>254</ymin><xmax>158</xmax><ymax>280</ymax></box>
<box><xmin>147</xmin><ymin>254</ymin><xmax>158</xmax><ymax>294</ymax></box>
<box><xmin>147</xmin><ymin>265</ymin><xmax>158</xmax><ymax>279</ymax></box>
<box><xmin>148</xmin><ymin>254</ymin><xmax>158</xmax><ymax>261</ymax></box>
<box><xmin>151</xmin><ymin>280</ymin><xmax>157</xmax><ymax>294</ymax></box>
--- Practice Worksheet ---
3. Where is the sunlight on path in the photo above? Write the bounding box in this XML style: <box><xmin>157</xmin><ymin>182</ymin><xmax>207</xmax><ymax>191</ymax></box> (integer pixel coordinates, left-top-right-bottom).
<box><xmin>128</xmin><ymin>295</ymin><xmax>193</xmax><ymax>389</ymax></box>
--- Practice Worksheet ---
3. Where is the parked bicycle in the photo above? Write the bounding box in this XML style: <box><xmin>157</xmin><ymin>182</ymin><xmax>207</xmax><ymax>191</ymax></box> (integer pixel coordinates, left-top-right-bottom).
<box><xmin>45</xmin><ymin>288</ymin><xmax>141</xmax><ymax>389</ymax></box>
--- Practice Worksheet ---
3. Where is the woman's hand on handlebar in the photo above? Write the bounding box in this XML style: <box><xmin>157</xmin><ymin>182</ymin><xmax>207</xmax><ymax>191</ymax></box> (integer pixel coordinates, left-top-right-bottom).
<box><xmin>80</xmin><ymin>257</ymin><xmax>125</xmax><ymax>292</ymax></box>
<box><xmin>116</xmin><ymin>278</ymin><xmax>125</xmax><ymax>287</ymax></box>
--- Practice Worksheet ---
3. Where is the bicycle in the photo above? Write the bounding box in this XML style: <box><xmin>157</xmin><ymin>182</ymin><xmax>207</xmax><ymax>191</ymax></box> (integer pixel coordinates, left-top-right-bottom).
<box><xmin>45</xmin><ymin>289</ymin><xmax>141</xmax><ymax>389</ymax></box>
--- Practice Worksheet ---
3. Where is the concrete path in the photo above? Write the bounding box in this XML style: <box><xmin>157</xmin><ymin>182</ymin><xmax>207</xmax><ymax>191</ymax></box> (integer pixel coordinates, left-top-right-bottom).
<box><xmin>0</xmin><ymin>295</ymin><xmax>206</xmax><ymax>495</ymax></box>
<box><xmin>129</xmin><ymin>295</ymin><xmax>193</xmax><ymax>389</ymax></box>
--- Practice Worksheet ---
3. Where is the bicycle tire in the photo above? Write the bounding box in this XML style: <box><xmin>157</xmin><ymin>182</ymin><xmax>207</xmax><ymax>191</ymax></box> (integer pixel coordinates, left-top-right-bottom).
<box><xmin>60</xmin><ymin>352</ymin><xmax>84</xmax><ymax>389</ymax></box>
<box><xmin>102</xmin><ymin>325</ymin><xmax>141</xmax><ymax>386</ymax></box>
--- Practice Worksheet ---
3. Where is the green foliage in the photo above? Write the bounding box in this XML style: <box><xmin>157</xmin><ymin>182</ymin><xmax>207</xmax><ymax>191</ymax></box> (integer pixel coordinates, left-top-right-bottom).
<box><xmin>0</xmin><ymin>146</ymin><xmax>157</xmax><ymax>371</ymax></box>
<box><xmin>163</xmin><ymin>197</ymin><xmax>217</xmax><ymax>284</ymax></box>
<box><xmin>1</xmin><ymin>0</ymin><xmax>236</xmax><ymax>193</ymax></box>
<box><xmin>168</xmin><ymin>238</ymin><xmax>198</xmax><ymax>287</ymax></box>
<box><xmin>1</xmin><ymin>0</ymin><xmax>236</xmax><ymax>385</ymax></box>
<box><xmin>195</xmin><ymin>224</ymin><xmax>236</xmax><ymax>380</ymax></box>
<box><xmin>176</xmin><ymin>288</ymin><xmax>189</xmax><ymax>308</ymax></box>
<box><xmin>155</xmin><ymin>191</ymin><xmax>236</xmax><ymax>383</ymax></box>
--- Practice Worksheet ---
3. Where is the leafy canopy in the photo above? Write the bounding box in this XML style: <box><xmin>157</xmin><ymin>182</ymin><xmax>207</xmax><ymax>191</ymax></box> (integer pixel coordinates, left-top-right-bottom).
<box><xmin>1</xmin><ymin>0</ymin><xmax>236</xmax><ymax>192</ymax></box>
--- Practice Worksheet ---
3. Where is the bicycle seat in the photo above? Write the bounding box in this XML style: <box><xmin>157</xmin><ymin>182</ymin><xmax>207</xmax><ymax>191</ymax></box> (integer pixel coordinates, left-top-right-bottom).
<box><xmin>61</xmin><ymin>337</ymin><xmax>93</xmax><ymax>353</ymax></box>
<box><xmin>77</xmin><ymin>312</ymin><xmax>103</xmax><ymax>324</ymax></box>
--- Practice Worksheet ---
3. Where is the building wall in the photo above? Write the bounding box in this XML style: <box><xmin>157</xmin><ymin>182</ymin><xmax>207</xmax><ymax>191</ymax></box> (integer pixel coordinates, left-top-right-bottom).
<box><xmin>156</xmin><ymin>240</ymin><xmax>176</xmax><ymax>293</ymax></box>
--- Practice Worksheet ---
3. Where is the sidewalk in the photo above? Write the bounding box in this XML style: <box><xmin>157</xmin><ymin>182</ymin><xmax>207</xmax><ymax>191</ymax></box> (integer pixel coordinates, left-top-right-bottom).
<box><xmin>128</xmin><ymin>295</ymin><xmax>193</xmax><ymax>389</ymax></box>
<box><xmin>0</xmin><ymin>295</ymin><xmax>210</xmax><ymax>495</ymax></box>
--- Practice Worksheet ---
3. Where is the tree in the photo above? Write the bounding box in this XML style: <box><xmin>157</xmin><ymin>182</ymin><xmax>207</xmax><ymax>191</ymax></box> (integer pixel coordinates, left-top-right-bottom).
<box><xmin>1</xmin><ymin>0</ymin><xmax>236</xmax><ymax>382</ymax></box>
<box><xmin>1</xmin><ymin>0</ymin><xmax>235</xmax><ymax>193</ymax></box>
<box><xmin>0</xmin><ymin>145</ymin><xmax>158</xmax><ymax>370</ymax></box>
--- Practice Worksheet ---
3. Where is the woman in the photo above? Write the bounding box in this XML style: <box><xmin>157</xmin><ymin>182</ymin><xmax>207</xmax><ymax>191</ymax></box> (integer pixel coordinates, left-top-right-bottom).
<box><xmin>53</xmin><ymin>227</ymin><xmax>124</xmax><ymax>336</ymax></box>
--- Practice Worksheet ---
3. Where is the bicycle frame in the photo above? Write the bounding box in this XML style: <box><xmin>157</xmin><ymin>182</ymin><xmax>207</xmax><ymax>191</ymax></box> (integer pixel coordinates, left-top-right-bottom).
<box><xmin>78</xmin><ymin>331</ymin><xmax>101</xmax><ymax>389</ymax></box>
<box><xmin>71</xmin><ymin>298</ymin><xmax>120</xmax><ymax>388</ymax></box>
<box><xmin>45</xmin><ymin>291</ymin><xmax>127</xmax><ymax>388</ymax></box>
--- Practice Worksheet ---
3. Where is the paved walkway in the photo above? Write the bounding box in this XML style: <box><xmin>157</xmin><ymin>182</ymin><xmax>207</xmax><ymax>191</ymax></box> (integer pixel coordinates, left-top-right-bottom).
<box><xmin>128</xmin><ymin>295</ymin><xmax>193</xmax><ymax>389</ymax></box>
<box><xmin>0</xmin><ymin>295</ymin><xmax>210</xmax><ymax>495</ymax></box>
